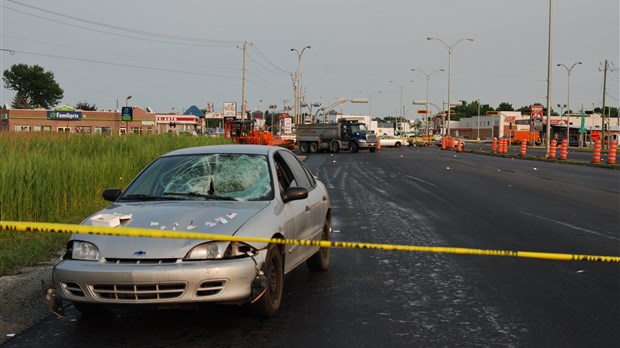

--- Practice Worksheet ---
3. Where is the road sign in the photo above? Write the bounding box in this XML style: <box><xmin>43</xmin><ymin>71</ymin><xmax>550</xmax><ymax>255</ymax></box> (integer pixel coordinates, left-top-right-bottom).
<box><xmin>417</xmin><ymin>109</ymin><xmax>428</xmax><ymax>114</ymax></box>
<box><xmin>591</xmin><ymin>131</ymin><xmax>600</xmax><ymax>141</ymax></box>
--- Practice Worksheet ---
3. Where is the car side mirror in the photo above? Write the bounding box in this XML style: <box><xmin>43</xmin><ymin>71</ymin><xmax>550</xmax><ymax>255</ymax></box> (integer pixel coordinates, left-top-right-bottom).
<box><xmin>102</xmin><ymin>188</ymin><xmax>122</xmax><ymax>202</ymax></box>
<box><xmin>281</xmin><ymin>187</ymin><xmax>308</xmax><ymax>203</ymax></box>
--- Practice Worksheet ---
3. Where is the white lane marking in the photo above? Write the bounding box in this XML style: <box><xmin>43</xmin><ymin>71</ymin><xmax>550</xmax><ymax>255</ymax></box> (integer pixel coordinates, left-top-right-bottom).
<box><xmin>520</xmin><ymin>211</ymin><xmax>620</xmax><ymax>241</ymax></box>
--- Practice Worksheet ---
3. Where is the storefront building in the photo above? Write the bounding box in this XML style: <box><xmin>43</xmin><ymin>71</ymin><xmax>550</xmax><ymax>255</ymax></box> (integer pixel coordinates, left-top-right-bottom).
<box><xmin>1</xmin><ymin>105</ymin><xmax>159</xmax><ymax>135</ymax></box>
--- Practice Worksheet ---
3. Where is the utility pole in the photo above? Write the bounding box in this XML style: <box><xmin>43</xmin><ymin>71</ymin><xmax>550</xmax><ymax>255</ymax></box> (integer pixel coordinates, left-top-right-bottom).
<box><xmin>241</xmin><ymin>41</ymin><xmax>248</xmax><ymax>122</ymax></box>
<box><xmin>600</xmin><ymin>60</ymin><xmax>608</xmax><ymax>149</ymax></box>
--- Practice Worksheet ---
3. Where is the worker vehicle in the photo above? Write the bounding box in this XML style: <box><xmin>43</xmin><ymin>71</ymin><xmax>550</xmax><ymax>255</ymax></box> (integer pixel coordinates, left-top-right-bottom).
<box><xmin>224</xmin><ymin>120</ymin><xmax>295</xmax><ymax>150</ymax></box>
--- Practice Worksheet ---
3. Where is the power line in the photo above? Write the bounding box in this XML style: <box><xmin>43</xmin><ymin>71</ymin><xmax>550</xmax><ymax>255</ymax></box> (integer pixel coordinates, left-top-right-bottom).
<box><xmin>6</xmin><ymin>0</ymin><xmax>240</xmax><ymax>46</ymax></box>
<box><xmin>9</xmin><ymin>49</ymin><xmax>241</xmax><ymax>80</ymax></box>
<box><xmin>2</xmin><ymin>34</ymin><xmax>239</xmax><ymax>71</ymax></box>
<box><xmin>2</xmin><ymin>5</ymin><xmax>238</xmax><ymax>48</ymax></box>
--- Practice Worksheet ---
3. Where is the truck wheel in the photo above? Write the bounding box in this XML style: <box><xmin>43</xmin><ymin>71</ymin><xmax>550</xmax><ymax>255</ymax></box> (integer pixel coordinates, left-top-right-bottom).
<box><xmin>330</xmin><ymin>142</ymin><xmax>340</xmax><ymax>153</ymax></box>
<box><xmin>309</xmin><ymin>142</ymin><xmax>319</xmax><ymax>153</ymax></box>
<box><xmin>350</xmin><ymin>142</ymin><xmax>359</xmax><ymax>153</ymax></box>
<box><xmin>369</xmin><ymin>148</ymin><xmax>376</xmax><ymax>153</ymax></box>
<box><xmin>299</xmin><ymin>142</ymin><xmax>309</xmax><ymax>154</ymax></box>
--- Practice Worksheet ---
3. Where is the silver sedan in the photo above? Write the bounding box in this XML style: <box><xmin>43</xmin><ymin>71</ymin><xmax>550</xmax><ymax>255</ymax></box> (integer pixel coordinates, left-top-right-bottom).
<box><xmin>52</xmin><ymin>145</ymin><xmax>332</xmax><ymax>317</ymax></box>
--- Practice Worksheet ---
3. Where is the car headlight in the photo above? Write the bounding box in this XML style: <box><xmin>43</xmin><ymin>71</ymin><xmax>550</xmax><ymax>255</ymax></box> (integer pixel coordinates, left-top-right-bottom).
<box><xmin>184</xmin><ymin>241</ymin><xmax>257</xmax><ymax>260</ymax></box>
<box><xmin>68</xmin><ymin>240</ymin><xmax>101</xmax><ymax>261</ymax></box>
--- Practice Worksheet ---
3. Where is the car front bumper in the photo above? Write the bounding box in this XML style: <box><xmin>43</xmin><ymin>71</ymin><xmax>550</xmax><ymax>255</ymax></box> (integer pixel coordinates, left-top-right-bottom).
<box><xmin>52</xmin><ymin>254</ymin><xmax>265</xmax><ymax>305</ymax></box>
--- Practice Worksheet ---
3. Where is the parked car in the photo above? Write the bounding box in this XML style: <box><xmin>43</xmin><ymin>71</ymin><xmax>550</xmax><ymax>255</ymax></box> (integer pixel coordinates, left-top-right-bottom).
<box><xmin>52</xmin><ymin>145</ymin><xmax>332</xmax><ymax>317</ymax></box>
<box><xmin>377</xmin><ymin>135</ymin><xmax>405</xmax><ymax>148</ymax></box>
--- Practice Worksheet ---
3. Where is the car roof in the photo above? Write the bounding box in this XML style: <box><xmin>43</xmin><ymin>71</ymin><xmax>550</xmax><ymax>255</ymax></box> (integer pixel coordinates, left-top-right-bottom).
<box><xmin>162</xmin><ymin>144</ymin><xmax>280</xmax><ymax>157</ymax></box>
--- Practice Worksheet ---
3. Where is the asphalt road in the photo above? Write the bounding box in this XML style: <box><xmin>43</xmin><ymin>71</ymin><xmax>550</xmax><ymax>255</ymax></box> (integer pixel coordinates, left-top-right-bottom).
<box><xmin>3</xmin><ymin>147</ymin><xmax>619</xmax><ymax>347</ymax></box>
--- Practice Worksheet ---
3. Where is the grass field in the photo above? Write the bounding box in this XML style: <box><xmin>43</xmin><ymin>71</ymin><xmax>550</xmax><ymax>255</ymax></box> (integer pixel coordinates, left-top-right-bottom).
<box><xmin>0</xmin><ymin>132</ymin><xmax>231</xmax><ymax>275</ymax></box>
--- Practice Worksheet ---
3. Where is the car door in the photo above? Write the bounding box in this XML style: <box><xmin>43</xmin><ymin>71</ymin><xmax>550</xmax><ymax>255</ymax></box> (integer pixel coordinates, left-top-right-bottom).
<box><xmin>278</xmin><ymin>150</ymin><xmax>326</xmax><ymax>249</ymax></box>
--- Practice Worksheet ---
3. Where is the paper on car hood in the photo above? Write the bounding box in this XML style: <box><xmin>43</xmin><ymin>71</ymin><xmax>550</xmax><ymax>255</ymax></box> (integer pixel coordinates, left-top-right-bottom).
<box><xmin>77</xmin><ymin>200</ymin><xmax>269</xmax><ymax>259</ymax></box>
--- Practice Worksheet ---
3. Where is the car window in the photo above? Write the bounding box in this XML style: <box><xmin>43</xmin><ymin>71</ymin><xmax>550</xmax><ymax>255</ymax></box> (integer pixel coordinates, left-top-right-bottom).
<box><xmin>277</xmin><ymin>150</ymin><xmax>315</xmax><ymax>190</ymax></box>
<box><xmin>122</xmin><ymin>153</ymin><xmax>273</xmax><ymax>201</ymax></box>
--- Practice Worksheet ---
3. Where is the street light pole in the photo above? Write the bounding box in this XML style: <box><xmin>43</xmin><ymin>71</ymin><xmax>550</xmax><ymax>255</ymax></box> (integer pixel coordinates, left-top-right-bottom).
<box><xmin>412</xmin><ymin>68</ymin><xmax>444</xmax><ymax>136</ymax></box>
<box><xmin>476</xmin><ymin>99</ymin><xmax>481</xmax><ymax>140</ymax></box>
<box><xmin>390</xmin><ymin>80</ymin><xmax>413</xmax><ymax>135</ymax></box>
<box><xmin>291</xmin><ymin>46</ymin><xmax>311</xmax><ymax>125</ymax></box>
<box><xmin>557</xmin><ymin>62</ymin><xmax>582</xmax><ymax>140</ymax></box>
<box><xmin>427</xmin><ymin>37</ymin><xmax>474</xmax><ymax>136</ymax></box>
<box><xmin>125</xmin><ymin>95</ymin><xmax>132</xmax><ymax>107</ymax></box>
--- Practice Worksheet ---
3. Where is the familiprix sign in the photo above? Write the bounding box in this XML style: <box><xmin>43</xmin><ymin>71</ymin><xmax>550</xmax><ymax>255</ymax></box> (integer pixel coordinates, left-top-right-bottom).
<box><xmin>47</xmin><ymin>111</ymin><xmax>82</xmax><ymax>120</ymax></box>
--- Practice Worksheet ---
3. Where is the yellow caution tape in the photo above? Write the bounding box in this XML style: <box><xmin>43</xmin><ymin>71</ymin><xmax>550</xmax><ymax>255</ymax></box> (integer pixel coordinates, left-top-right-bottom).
<box><xmin>1</xmin><ymin>220</ymin><xmax>619</xmax><ymax>263</ymax></box>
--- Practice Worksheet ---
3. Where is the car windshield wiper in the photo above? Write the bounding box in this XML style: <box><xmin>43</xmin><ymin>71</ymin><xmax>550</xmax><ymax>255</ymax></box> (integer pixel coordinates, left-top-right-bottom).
<box><xmin>120</xmin><ymin>194</ymin><xmax>173</xmax><ymax>201</ymax></box>
<box><xmin>163</xmin><ymin>191</ymin><xmax>238</xmax><ymax>201</ymax></box>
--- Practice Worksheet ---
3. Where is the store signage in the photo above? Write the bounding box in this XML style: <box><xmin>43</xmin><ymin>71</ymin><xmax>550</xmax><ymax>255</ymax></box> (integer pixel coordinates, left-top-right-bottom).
<box><xmin>121</xmin><ymin>107</ymin><xmax>133</xmax><ymax>121</ymax></box>
<box><xmin>47</xmin><ymin>111</ymin><xmax>82</xmax><ymax>120</ymax></box>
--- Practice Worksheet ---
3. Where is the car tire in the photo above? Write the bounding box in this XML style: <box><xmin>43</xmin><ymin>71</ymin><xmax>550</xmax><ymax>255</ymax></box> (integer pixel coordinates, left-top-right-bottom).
<box><xmin>306</xmin><ymin>215</ymin><xmax>332</xmax><ymax>271</ymax></box>
<box><xmin>73</xmin><ymin>302</ymin><xmax>104</xmax><ymax>315</ymax></box>
<box><xmin>369</xmin><ymin>147</ymin><xmax>376</xmax><ymax>153</ymax></box>
<box><xmin>309</xmin><ymin>142</ymin><xmax>319</xmax><ymax>153</ymax></box>
<box><xmin>299</xmin><ymin>142</ymin><xmax>309</xmax><ymax>154</ymax></box>
<box><xmin>249</xmin><ymin>244</ymin><xmax>283</xmax><ymax>317</ymax></box>
<box><xmin>395</xmin><ymin>142</ymin><xmax>401</xmax><ymax>148</ymax></box>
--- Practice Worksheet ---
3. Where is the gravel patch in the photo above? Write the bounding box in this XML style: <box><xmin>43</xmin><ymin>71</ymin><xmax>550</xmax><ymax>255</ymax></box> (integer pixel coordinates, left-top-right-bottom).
<box><xmin>0</xmin><ymin>258</ymin><xmax>58</xmax><ymax>345</ymax></box>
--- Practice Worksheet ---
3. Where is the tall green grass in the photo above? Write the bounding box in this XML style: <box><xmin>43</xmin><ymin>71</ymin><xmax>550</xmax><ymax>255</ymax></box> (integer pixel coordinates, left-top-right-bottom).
<box><xmin>0</xmin><ymin>133</ymin><xmax>231</xmax><ymax>275</ymax></box>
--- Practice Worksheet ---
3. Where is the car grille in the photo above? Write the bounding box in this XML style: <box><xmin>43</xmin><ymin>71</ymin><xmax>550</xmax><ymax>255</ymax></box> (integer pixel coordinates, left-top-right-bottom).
<box><xmin>104</xmin><ymin>258</ymin><xmax>178</xmax><ymax>264</ymax></box>
<box><xmin>90</xmin><ymin>283</ymin><xmax>187</xmax><ymax>301</ymax></box>
<box><xmin>367</xmin><ymin>134</ymin><xmax>377</xmax><ymax>142</ymax></box>
<box><xmin>196</xmin><ymin>280</ymin><xmax>227</xmax><ymax>297</ymax></box>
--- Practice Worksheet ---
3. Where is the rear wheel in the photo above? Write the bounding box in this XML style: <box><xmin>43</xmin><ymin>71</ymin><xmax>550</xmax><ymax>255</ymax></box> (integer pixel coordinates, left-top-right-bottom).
<box><xmin>306</xmin><ymin>216</ymin><xmax>332</xmax><ymax>271</ymax></box>
<box><xmin>395</xmin><ymin>141</ymin><xmax>401</xmax><ymax>148</ymax></box>
<box><xmin>350</xmin><ymin>141</ymin><xmax>359</xmax><ymax>153</ymax></box>
<box><xmin>330</xmin><ymin>141</ymin><xmax>340</xmax><ymax>153</ymax></box>
<box><xmin>249</xmin><ymin>244</ymin><xmax>284</xmax><ymax>317</ymax></box>
<box><xmin>309</xmin><ymin>142</ymin><xmax>319</xmax><ymax>153</ymax></box>
<box><xmin>299</xmin><ymin>142</ymin><xmax>309</xmax><ymax>154</ymax></box>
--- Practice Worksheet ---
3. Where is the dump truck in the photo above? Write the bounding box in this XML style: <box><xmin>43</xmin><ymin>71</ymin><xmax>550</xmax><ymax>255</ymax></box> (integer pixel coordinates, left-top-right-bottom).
<box><xmin>296</xmin><ymin>119</ymin><xmax>377</xmax><ymax>153</ymax></box>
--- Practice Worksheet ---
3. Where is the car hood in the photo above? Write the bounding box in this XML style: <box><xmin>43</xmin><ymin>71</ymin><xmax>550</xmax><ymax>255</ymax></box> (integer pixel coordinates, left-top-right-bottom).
<box><xmin>76</xmin><ymin>200</ymin><xmax>270</xmax><ymax>259</ymax></box>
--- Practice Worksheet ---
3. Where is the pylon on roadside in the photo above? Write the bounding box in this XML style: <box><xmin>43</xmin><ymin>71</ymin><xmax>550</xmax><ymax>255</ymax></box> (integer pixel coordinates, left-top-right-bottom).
<box><xmin>549</xmin><ymin>140</ymin><xmax>557</xmax><ymax>159</ymax></box>
<box><xmin>377</xmin><ymin>138</ymin><xmax>381</xmax><ymax>152</ymax></box>
<box><xmin>592</xmin><ymin>140</ymin><xmax>602</xmax><ymax>163</ymax></box>
<box><xmin>492</xmin><ymin>138</ymin><xmax>498</xmax><ymax>154</ymax></box>
<box><xmin>519</xmin><ymin>139</ymin><xmax>527</xmax><ymax>157</ymax></box>
<box><xmin>559</xmin><ymin>138</ymin><xmax>568</xmax><ymax>160</ymax></box>
<box><xmin>457</xmin><ymin>138</ymin><xmax>463</xmax><ymax>153</ymax></box>
<box><xmin>607</xmin><ymin>141</ymin><xmax>617</xmax><ymax>164</ymax></box>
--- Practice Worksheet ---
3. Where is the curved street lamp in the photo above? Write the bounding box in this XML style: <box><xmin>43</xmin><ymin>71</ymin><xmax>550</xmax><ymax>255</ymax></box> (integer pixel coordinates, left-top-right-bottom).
<box><xmin>427</xmin><ymin>37</ymin><xmax>474</xmax><ymax>136</ymax></box>
<box><xmin>412</xmin><ymin>68</ymin><xmax>444</xmax><ymax>136</ymax></box>
<box><xmin>291</xmin><ymin>46</ymin><xmax>311</xmax><ymax>125</ymax></box>
<box><xmin>557</xmin><ymin>62</ymin><xmax>582</xmax><ymax>140</ymax></box>
<box><xmin>125</xmin><ymin>95</ymin><xmax>132</xmax><ymax>107</ymax></box>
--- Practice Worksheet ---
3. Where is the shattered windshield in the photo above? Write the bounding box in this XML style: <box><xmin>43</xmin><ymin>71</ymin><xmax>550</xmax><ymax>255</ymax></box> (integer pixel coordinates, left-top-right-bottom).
<box><xmin>121</xmin><ymin>153</ymin><xmax>273</xmax><ymax>201</ymax></box>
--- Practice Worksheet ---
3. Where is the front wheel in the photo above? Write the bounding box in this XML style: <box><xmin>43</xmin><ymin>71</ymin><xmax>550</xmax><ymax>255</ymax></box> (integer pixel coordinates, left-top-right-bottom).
<box><xmin>249</xmin><ymin>244</ymin><xmax>284</xmax><ymax>317</ymax></box>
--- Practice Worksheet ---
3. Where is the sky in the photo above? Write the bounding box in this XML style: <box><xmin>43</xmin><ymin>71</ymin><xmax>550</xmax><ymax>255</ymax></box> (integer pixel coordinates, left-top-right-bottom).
<box><xmin>1</xmin><ymin>0</ymin><xmax>618</xmax><ymax>120</ymax></box>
